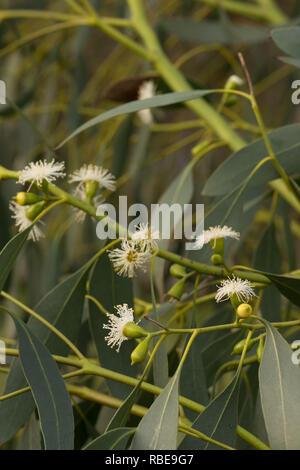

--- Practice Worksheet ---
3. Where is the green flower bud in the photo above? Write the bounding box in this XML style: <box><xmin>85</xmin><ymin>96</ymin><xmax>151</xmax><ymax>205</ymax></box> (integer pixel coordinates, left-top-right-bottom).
<box><xmin>122</xmin><ymin>322</ymin><xmax>148</xmax><ymax>339</ymax></box>
<box><xmin>256</xmin><ymin>337</ymin><xmax>264</xmax><ymax>363</ymax></box>
<box><xmin>167</xmin><ymin>278</ymin><xmax>186</xmax><ymax>301</ymax></box>
<box><xmin>236</xmin><ymin>303</ymin><xmax>253</xmax><ymax>318</ymax></box>
<box><xmin>85</xmin><ymin>180</ymin><xmax>99</xmax><ymax>199</ymax></box>
<box><xmin>25</xmin><ymin>201</ymin><xmax>47</xmax><ymax>221</ymax></box>
<box><xmin>211</xmin><ymin>254</ymin><xmax>223</xmax><ymax>265</ymax></box>
<box><xmin>14</xmin><ymin>192</ymin><xmax>44</xmax><ymax>206</ymax></box>
<box><xmin>169</xmin><ymin>264</ymin><xmax>187</xmax><ymax>279</ymax></box>
<box><xmin>211</xmin><ymin>237</ymin><xmax>224</xmax><ymax>256</ymax></box>
<box><xmin>131</xmin><ymin>336</ymin><xmax>150</xmax><ymax>365</ymax></box>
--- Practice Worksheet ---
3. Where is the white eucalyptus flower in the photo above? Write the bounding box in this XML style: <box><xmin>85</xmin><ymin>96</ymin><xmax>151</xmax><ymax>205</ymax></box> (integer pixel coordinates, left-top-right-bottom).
<box><xmin>103</xmin><ymin>304</ymin><xmax>135</xmax><ymax>352</ymax></box>
<box><xmin>195</xmin><ymin>225</ymin><xmax>240</xmax><ymax>249</ymax></box>
<box><xmin>18</xmin><ymin>159</ymin><xmax>65</xmax><ymax>188</ymax></box>
<box><xmin>131</xmin><ymin>223</ymin><xmax>160</xmax><ymax>251</ymax></box>
<box><xmin>69</xmin><ymin>164</ymin><xmax>116</xmax><ymax>192</ymax></box>
<box><xmin>137</xmin><ymin>80</ymin><xmax>155</xmax><ymax>124</ymax></box>
<box><xmin>215</xmin><ymin>276</ymin><xmax>256</xmax><ymax>303</ymax></box>
<box><xmin>9</xmin><ymin>201</ymin><xmax>44</xmax><ymax>241</ymax></box>
<box><xmin>108</xmin><ymin>239</ymin><xmax>151</xmax><ymax>278</ymax></box>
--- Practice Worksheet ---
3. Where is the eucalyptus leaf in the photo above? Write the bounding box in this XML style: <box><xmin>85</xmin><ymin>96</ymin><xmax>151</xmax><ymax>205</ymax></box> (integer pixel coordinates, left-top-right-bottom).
<box><xmin>180</xmin><ymin>369</ymin><xmax>241</xmax><ymax>450</ymax></box>
<box><xmin>83</xmin><ymin>427</ymin><xmax>134</xmax><ymax>450</ymax></box>
<box><xmin>8</xmin><ymin>312</ymin><xmax>74</xmax><ymax>450</ymax></box>
<box><xmin>131</xmin><ymin>372</ymin><xmax>180</xmax><ymax>450</ymax></box>
<box><xmin>259</xmin><ymin>321</ymin><xmax>300</xmax><ymax>450</ymax></box>
<box><xmin>163</xmin><ymin>18</ymin><xmax>269</xmax><ymax>45</ymax></box>
<box><xmin>56</xmin><ymin>90</ymin><xmax>214</xmax><ymax>148</ymax></box>
<box><xmin>0</xmin><ymin>257</ymin><xmax>93</xmax><ymax>444</ymax></box>
<box><xmin>203</xmin><ymin>124</ymin><xmax>300</xmax><ymax>197</ymax></box>
<box><xmin>272</xmin><ymin>27</ymin><xmax>300</xmax><ymax>59</ymax></box>
<box><xmin>0</xmin><ymin>227</ymin><xmax>31</xmax><ymax>291</ymax></box>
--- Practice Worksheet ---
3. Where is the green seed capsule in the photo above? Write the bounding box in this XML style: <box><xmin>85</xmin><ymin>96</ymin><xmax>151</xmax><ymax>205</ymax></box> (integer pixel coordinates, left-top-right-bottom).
<box><xmin>167</xmin><ymin>278</ymin><xmax>186</xmax><ymax>301</ymax></box>
<box><xmin>122</xmin><ymin>322</ymin><xmax>148</xmax><ymax>339</ymax></box>
<box><xmin>131</xmin><ymin>337</ymin><xmax>150</xmax><ymax>365</ymax></box>
<box><xmin>232</xmin><ymin>338</ymin><xmax>256</xmax><ymax>355</ymax></box>
<box><xmin>256</xmin><ymin>337</ymin><xmax>264</xmax><ymax>363</ymax></box>
<box><xmin>169</xmin><ymin>264</ymin><xmax>187</xmax><ymax>279</ymax></box>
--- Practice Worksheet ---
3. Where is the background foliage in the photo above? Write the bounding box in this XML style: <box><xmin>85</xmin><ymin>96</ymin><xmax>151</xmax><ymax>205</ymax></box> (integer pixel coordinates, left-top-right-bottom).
<box><xmin>0</xmin><ymin>0</ymin><xmax>300</xmax><ymax>451</ymax></box>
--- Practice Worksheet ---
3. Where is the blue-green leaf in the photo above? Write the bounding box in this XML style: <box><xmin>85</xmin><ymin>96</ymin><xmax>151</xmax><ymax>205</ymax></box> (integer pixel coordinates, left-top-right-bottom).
<box><xmin>259</xmin><ymin>321</ymin><xmax>300</xmax><ymax>449</ymax></box>
<box><xmin>203</xmin><ymin>124</ymin><xmax>300</xmax><ymax>196</ymax></box>
<box><xmin>83</xmin><ymin>427</ymin><xmax>134</xmax><ymax>450</ymax></box>
<box><xmin>131</xmin><ymin>372</ymin><xmax>180</xmax><ymax>450</ymax></box>
<box><xmin>8</xmin><ymin>312</ymin><xmax>74</xmax><ymax>450</ymax></box>
<box><xmin>0</xmin><ymin>227</ymin><xmax>31</xmax><ymax>291</ymax></box>
<box><xmin>180</xmin><ymin>369</ymin><xmax>241</xmax><ymax>449</ymax></box>
<box><xmin>0</xmin><ymin>259</ymin><xmax>92</xmax><ymax>444</ymax></box>
<box><xmin>56</xmin><ymin>90</ymin><xmax>213</xmax><ymax>148</ymax></box>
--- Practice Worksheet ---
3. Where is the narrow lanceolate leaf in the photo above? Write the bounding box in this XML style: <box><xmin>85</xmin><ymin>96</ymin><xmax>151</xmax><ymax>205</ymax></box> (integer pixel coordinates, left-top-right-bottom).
<box><xmin>8</xmin><ymin>312</ymin><xmax>74</xmax><ymax>450</ymax></box>
<box><xmin>258</xmin><ymin>271</ymin><xmax>300</xmax><ymax>308</ymax></box>
<box><xmin>259</xmin><ymin>321</ymin><xmax>300</xmax><ymax>450</ymax></box>
<box><xmin>203</xmin><ymin>124</ymin><xmax>300</xmax><ymax>196</ymax></box>
<box><xmin>253</xmin><ymin>223</ymin><xmax>281</xmax><ymax>322</ymax></box>
<box><xmin>180</xmin><ymin>371</ymin><xmax>240</xmax><ymax>450</ymax></box>
<box><xmin>0</xmin><ymin>227</ymin><xmax>31</xmax><ymax>291</ymax></box>
<box><xmin>83</xmin><ymin>428</ymin><xmax>135</xmax><ymax>450</ymax></box>
<box><xmin>20</xmin><ymin>413</ymin><xmax>42</xmax><ymax>450</ymax></box>
<box><xmin>131</xmin><ymin>372</ymin><xmax>181</xmax><ymax>450</ymax></box>
<box><xmin>106</xmin><ymin>374</ymin><xmax>145</xmax><ymax>432</ymax></box>
<box><xmin>0</xmin><ymin>259</ymin><xmax>92</xmax><ymax>445</ymax></box>
<box><xmin>56</xmin><ymin>90</ymin><xmax>213</xmax><ymax>148</ymax></box>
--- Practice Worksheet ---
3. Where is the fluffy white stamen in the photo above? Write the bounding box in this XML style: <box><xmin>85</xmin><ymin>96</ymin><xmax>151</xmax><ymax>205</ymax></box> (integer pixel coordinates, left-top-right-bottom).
<box><xmin>9</xmin><ymin>201</ymin><xmax>44</xmax><ymax>241</ymax></box>
<box><xmin>18</xmin><ymin>159</ymin><xmax>65</xmax><ymax>187</ymax></box>
<box><xmin>69</xmin><ymin>164</ymin><xmax>116</xmax><ymax>191</ymax></box>
<box><xmin>108</xmin><ymin>239</ymin><xmax>151</xmax><ymax>278</ymax></box>
<box><xmin>215</xmin><ymin>276</ymin><xmax>256</xmax><ymax>303</ymax></box>
<box><xmin>103</xmin><ymin>304</ymin><xmax>135</xmax><ymax>352</ymax></box>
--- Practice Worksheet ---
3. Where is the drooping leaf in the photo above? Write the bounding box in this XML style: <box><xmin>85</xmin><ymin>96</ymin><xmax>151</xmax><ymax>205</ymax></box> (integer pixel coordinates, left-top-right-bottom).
<box><xmin>0</xmin><ymin>227</ymin><xmax>31</xmax><ymax>291</ymax></box>
<box><xmin>131</xmin><ymin>372</ymin><xmax>180</xmax><ymax>450</ymax></box>
<box><xmin>260</xmin><ymin>271</ymin><xmax>300</xmax><ymax>308</ymax></box>
<box><xmin>180</xmin><ymin>368</ymin><xmax>241</xmax><ymax>449</ymax></box>
<box><xmin>0</xmin><ymin>258</ymin><xmax>92</xmax><ymax>444</ymax></box>
<box><xmin>272</xmin><ymin>27</ymin><xmax>300</xmax><ymax>61</ymax></box>
<box><xmin>153</xmin><ymin>159</ymin><xmax>195</xmax><ymax>293</ymax></box>
<box><xmin>180</xmin><ymin>314</ymin><xmax>209</xmax><ymax>420</ymax></box>
<box><xmin>83</xmin><ymin>427</ymin><xmax>135</xmax><ymax>450</ymax></box>
<box><xmin>203</xmin><ymin>124</ymin><xmax>300</xmax><ymax>197</ymax></box>
<box><xmin>163</xmin><ymin>18</ymin><xmax>270</xmax><ymax>45</ymax></box>
<box><xmin>20</xmin><ymin>413</ymin><xmax>42</xmax><ymax>450</ymax></box>
<box><xmin>259</xmin><ymin>321</ymin><xmax>300</xmax><ymax>449</ymax></box>
<box><xmin>8</xmin><ymin>312</ymin><xmax>74</xmax><ymax>450</ymax></box>
<box><xmin>56</xmin><ymin>90</ymin><xmax>214</xmax><ymax>148</ymax></box>
<box><xmin>253</xmin><ymin>223</ymin><xmax>281</xmax><ymax>321</ymax></box>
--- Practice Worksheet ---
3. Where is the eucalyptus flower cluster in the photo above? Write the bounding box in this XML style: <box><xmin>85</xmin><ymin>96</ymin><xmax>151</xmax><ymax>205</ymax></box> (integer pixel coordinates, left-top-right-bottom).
<box><xmin>9</xmin><ymin>159</ymin><xmax>116</xmax><ymax>239</ymax></box>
